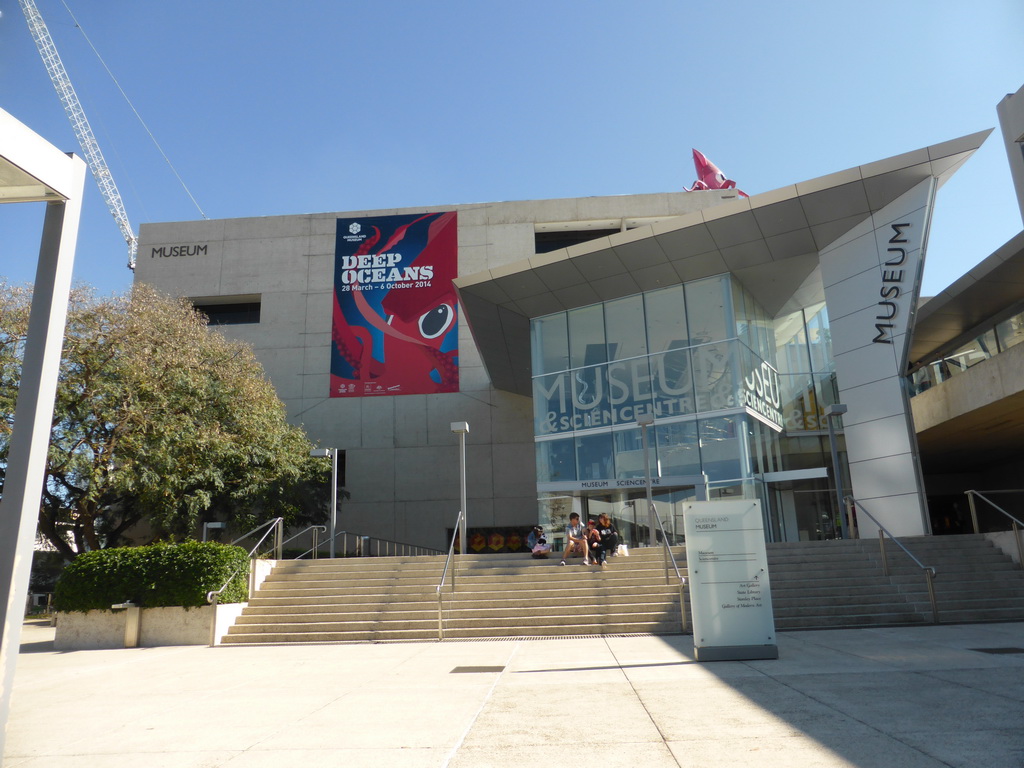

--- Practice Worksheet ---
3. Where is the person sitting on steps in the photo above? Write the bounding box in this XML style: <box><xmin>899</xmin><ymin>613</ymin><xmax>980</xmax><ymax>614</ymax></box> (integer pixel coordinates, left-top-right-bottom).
<box><xmin>586</xmin><ymin>519</ymin><xmax>602</xmax><ymax>565</ymax></box>
<box><xmin>528</xmin><ymin>525</ymin><xmax>551</xmax><ymax>558</ymax></box>
<box><xmin>594</xmin><ymin>513</ymin><xmax>619</xmax><ymax>567</ymax></box>
<box><xmin>560</xmin><ymin>512</ymin><xmax>589</xmax><ymax>566</ymax></box>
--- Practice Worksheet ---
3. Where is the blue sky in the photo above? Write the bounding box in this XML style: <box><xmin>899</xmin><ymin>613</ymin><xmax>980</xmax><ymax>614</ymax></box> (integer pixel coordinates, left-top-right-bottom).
<box><xmin>1</xmin><ymin>0</ymin><xmax>1022</xmax><ymax>298</ymax></box>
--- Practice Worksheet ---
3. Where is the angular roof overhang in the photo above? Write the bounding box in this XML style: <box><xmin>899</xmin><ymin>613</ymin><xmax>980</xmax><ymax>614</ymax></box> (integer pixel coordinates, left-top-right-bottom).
<box><xmin>906</xmin><ymin>227</ymin><xmax>1024</xmax><ymax>474</ymax></box>
<box><xmin>909</xmin><ymin>228</ymin><xmax>1024</xmax><ymax>369</ymax></box>
<box><xmin>454</xmin><ymin>131</ymin><xmax>991</xmax><ymax>396</ymax></box>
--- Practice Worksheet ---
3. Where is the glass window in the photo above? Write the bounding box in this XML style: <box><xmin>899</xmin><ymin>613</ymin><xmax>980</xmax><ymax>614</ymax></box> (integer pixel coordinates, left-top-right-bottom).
<box><xmin>644</xmin><ymin>286</ymin><xmax>688</xmax><ymax>354</ymax></box>
<box><xmin>939</xmin><ymin>333</ymin><xmax>995</xmax><ymax>379</ymax></box>
<box><xmin>568</xmin><ymin>305</ymin><xmax>607</xmax><ymax>368</ymax></box>
<box><xmin>708</xmin><ymin>479</ymin><xmax>760</xmax><ymax>501</ymax></box>
<box><xmin>613</xmin><ymin>428</ymin><xmax>649</xmax><ymax>479</ymax></box>
<box><xmin>684</xmin><ymin>274</ymin><xmax>732</xmax><ymax>344</ymax></box>
<box><xmin>604</xmin><ymin>294</ymin><xmax>647</xmax><ymax>361</ymax></box>
<box><xmin>655</xmin><ymin>420</ymin><xmax>700</xmax><ymax>478</ymax></box>
<box><xmin>779</xmin><ymin>372</ymin><xmax>838</xmax><ymax>431</ymax></box>
<box><xmin>731</xmin><ymin>278</ymin><xmax>754</xmax><ymax>351</ymax></box>
<box><xmin>779</xmin><ymin>374</ymin><xmax>818</xmax><ymax>433</ymax></box>
<box><xmin>691</xmin><ymin>340</ymin><xmax>739</xmax><ymax>413</ymax></box>
<box><xmin>732</xmin><ymin>278</ymin><xmax>775</xmax><ymax>359</ymax></box>
<box><xmin>575</xmin><ymin>432</ymin><xmax>614</xmax><ymax>481</ymax></box>
<box><xmin>649</xmin><ymin>347</ymin><xmax>695</xmax><ymax>418</ymax></box>
<box><xmin>606</xmin><ymin>356</ymin><xmax>655</xmax><ymax>425</ymax></box>
<box><xmin>778</xmin><ymin>434</ymin><xmax>829</xmax><ymax>472</ymax></box>
<box><xmin>815</xmin><ymin>372</ymin><xmax>839</xmax><ymax>415</ymax></box>
<box><xmin>805</xmin><ymin>303</ymin><xmax>832</xmax><ymax>373</ymax></box>
<box><xmin>774</xmin><ymin>309</ymin><xmax>810</xmax><ymax>376</ymax></box>
<box><xmin>996</xmin><ymin>312</ymin><xmax>1024</xmax><ymax>352</ymax></box>
<box><xmin>531</xmin><ymin>312</ymin><xmax>569</xmax><ymax>375</ymax></box>
<box><xmin>699</xmin><ymin>415</ymin><xmax>744</xmax><ymax>481</ymax></box>
<box><xmin>537</xmin><ymin>439</ymin><xmax>577</xmax><ymax>483</ymax></box>
<box><xmin>536</xmin><ymin>493</ymin><xmax>577</xmax><ymax>534</ymax></box>
<box><xmin>908</xmin><ymin>365</ymin><xmax>938</xmax><ymax>396</ymax></box>
<box><xmin>533</xmin><ymin>371</ymin><xmax>573</xmax><ymax>436</ymax></box>
<box><xmin>571</xmin><ymin>364</ymin><xmax>611</xmax><ymax>429</ymax></box>
<box><xmin>754</xmin><ymin>301</ymin><xmax>776</xmax><ymax>363</ymax></box>
<box><xmin>749</xmin><ymin>419</ymin><xmax>783</xmax><ymax>475</ymax></box>
<box><xmin>195</xmin><ymin>301</ymin><xmax>261</xmax><ymax>325</ymax></box>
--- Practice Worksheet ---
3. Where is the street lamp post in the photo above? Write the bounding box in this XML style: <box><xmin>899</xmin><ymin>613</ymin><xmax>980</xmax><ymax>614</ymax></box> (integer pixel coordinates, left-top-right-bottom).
<box><xmin>824</xmin><ymin>404</ymin><xmax>849</xmax><ymax>539</ymax></box>
<box><xmin>637</xmin><ymin>416</ymin><xmax>657</xmax><ymax>547</ymax></box>
<box><xmin>310</xmin><ymin>448</ymin><xmax>339</xmax><ymax>557</ymax></box>
<box><xmin>202</xmin><ymin>521</ymin><xmax>226</xmax><ymax>542</ymax></box>
<box><xmin>451</xmin><ymin>422</ymin><xmax>469</xmax><ymax>554</ymax></box>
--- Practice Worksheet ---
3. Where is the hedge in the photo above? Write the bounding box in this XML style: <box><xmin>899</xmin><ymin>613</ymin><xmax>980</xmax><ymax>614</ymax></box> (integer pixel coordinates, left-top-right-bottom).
<box><xmin>53</xmin><ymin>542</ymin><xmax>249</xmax><ymax>612</ymax></box>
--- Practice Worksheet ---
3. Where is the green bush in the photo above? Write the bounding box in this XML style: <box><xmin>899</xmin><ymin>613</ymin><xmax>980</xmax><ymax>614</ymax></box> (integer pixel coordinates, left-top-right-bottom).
<box><xmin>53</xmin><ymin>542</ymin><xmax>249</xmax><ymax>612</ymax></box>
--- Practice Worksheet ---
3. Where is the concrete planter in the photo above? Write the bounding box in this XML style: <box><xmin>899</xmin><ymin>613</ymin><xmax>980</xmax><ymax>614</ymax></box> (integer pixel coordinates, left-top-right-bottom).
<box><xmin>54</xmin><ymin>603</ymin><xmax>248</xmax><ymax>650</ymax></box>
<box><xmin>52</xmin><ymin>559</ymin><xmax>275</xmax><ymax>650</ymax></box>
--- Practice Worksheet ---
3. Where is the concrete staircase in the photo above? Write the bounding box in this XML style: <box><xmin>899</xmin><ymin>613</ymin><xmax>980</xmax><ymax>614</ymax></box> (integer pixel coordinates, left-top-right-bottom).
<box><xmin>220</xmin><ymin>534</ymin><xmax>1024</xmax><ymax>644</ymax></box>
<box><xmin>221</xmin><ymin>548</ymin><xmax>683</xmax><ymax>644</ymax></box>
<box><xmin>874</xmin><ymin>535</ymin><xmax>1024</xmax><ymax>625</ymax></box>
<box><xmin>767</xmin><ymin>534</ymin><xmax>1024</xmax><ymax>630</ymax></box>
<box><xmin>436</xmin><ymin>549</ymin><xmax>684</xmax><ymax>640</ymax></box>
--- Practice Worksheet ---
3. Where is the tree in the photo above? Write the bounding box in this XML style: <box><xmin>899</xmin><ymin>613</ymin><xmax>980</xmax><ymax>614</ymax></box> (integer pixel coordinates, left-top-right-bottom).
<box><xmin>0</xmin><ymin>282</ymin><xmax>327</xmax><ymax>559</ymax></box>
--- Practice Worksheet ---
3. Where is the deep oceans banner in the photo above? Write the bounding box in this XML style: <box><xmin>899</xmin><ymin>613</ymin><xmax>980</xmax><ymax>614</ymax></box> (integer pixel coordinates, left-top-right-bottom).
<box><xmin>330</xmin><ymin>211</ymin><xmax>459</xmax><ymax>397</ymax></box>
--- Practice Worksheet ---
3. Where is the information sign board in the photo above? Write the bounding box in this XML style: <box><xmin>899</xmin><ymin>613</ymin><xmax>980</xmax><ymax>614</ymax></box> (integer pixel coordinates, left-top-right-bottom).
<box><xmin>683</xmin><ymin>499</ymin><xmax>778</xmax><ymax>661</ymax></box>
<box><xmin>330</xmin><ymin>211</ymin><xmax>459</xmax><ymax>397</ymax></box>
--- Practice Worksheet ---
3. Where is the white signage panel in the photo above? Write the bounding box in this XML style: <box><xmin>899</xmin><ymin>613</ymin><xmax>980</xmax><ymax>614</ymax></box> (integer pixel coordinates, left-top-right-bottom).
<box><xmin>683</xmin><ymin>499</ymin><xmax>778</xmax><ymax>661</ymax></box>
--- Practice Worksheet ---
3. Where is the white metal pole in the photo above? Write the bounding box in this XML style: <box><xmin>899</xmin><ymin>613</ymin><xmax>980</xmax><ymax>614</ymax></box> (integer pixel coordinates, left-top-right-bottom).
<box><xmin>459</xmin><ymin>431</ymin><xmax>468</xmax><ymax>554</ymax></box>
<box><xmin>330</xmin><ymin>449</ymin><xmax>339</xmax><ymax>558</ymax></box>
<box><xmin>0</xmin><ymin>153</ymin><xmax>86</xmax><ymax>758</ymax></box>
<box><xmin>451</xmin><ymin>422</ymin><xmax>469</xmax><ymax>555</ymax></box>
<box><xmin>825</xmin><ymin>404</ymin><xmax>849</xmax><ymax>539</ymax></box>
<box><xmin>638</xmin><ymin>417</ymin><xmax>656</xmax><ymax>547</ymax></box>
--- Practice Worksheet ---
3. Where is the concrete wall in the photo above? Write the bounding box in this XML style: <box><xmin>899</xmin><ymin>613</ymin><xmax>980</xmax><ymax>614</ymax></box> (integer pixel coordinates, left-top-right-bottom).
<box><xmin>911</xmin><ymin>340</ymin><xmax>1024</xmax><ymax>432</ymax></box>
<box><xmin>986</xmin><ymin>531</ymin><xmax>1024</xmax><ymax>565</ymax></box>
<box><xmin>54</xmin><ymin>604</ymin><xmax>247</xmax><ymax>650</ymax></box>
<box><xmin>137</xmin><ymin>192</ymin><xmax>715</xmax><ymax>550</ymax></box>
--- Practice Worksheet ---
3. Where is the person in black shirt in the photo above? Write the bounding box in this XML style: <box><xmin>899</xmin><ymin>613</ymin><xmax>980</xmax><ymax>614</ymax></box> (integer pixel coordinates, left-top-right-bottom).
<box><xmin>594</xmin><ymin>513</ymin><xmax>619</xmax><ymax>567</ymax></box>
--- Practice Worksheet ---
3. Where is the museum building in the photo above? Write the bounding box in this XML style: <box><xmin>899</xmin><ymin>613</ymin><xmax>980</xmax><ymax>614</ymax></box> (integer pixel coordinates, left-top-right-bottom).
<box><xmin>135</xmin><ymin>97</ymin><xmax>1024</xmax><ymax>552</ymax></box>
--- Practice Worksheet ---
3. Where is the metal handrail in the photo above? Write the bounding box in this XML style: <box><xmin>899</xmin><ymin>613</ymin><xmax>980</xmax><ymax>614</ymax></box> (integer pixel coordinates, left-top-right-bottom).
<box><xmin>229</xmin><ymin>516</ymin><xmax>284</xmax><ymax>558</ymax></box>
<box><xmin>328</xmin><ymin>530</ymin><xmax>443</xmax><ymax>558</ymax></box>
<box><xmin>281</xmin><ymin>525</ymin><xmax>328</xmax><ymax>560</ymax></box>
<box><xmin>964</xmin><ymin>490</ymin><xmax>1024</xmax><ymax>568</ymax></box>
<box><xmin>647</xmin><ymin>503</ymin><xmax>689</xmax><ymax>633</ymax></box>
<box><xmin>845</xmin><ymin>496</ymin><xmax>939</xmax><ymax>623</ymax></box>
<box><xmin>207</xmin><ymin>516</ymin><xmax>283</xmax><ymax>607</ymax></box>
<box><xmin>436</xmin><ymin>510</ymin><xmax>464</xmax><ymax>640</ymax></box>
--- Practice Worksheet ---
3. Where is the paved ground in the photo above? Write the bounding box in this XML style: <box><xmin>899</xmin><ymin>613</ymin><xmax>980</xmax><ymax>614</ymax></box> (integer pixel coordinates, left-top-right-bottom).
<box><xmin>4</xmin><ymin>619</ymin><xmax>1024</xmax><ymax>767</ymax></box>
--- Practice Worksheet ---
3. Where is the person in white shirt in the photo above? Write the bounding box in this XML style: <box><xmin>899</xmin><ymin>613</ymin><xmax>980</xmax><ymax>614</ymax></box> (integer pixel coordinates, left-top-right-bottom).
<box><xmin>560</xmin><ymin>512</ymin><xmax>589</xmax><ymax>565</ymax></box>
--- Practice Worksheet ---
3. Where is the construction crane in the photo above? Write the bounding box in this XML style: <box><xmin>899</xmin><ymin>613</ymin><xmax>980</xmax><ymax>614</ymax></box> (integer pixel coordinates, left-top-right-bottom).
<box><xmin>19</xmin><ymin>0</ymin><xmax>139</xmax><ymax>270</ymax></box>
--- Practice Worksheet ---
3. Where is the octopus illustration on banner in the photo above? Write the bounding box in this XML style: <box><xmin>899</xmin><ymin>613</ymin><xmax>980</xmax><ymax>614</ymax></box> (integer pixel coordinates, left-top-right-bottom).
<box><xmin>685</xmin><ymin>149</ymin><xmax>748</xmax><ymax>197</ymax></box>
<box><xmin>330</xmin><ymin>211</ymin><xmax>459</xmax><ymax>397</ymax></box>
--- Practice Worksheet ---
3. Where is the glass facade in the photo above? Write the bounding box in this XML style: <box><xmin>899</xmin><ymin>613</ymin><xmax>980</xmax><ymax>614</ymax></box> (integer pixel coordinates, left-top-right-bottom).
<box><xmin>532</xmin><ymin>275</ymin><xmax>847</xmax><ymax>545</ymax></box>
<box><xmin>909</xmin><ymin>306</ymin><xmax>1024</xmax><ymax>395</ymax></box>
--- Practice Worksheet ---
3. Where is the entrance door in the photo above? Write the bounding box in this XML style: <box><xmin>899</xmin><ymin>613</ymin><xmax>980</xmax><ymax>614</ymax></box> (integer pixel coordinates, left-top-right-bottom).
<box><xmin>581</xmin><ymin>487</ymin><xmax>696</xmax><ymax>548</ymax></box>
<box><xmin>766</xmin><ymin>475</ymin><xmax>840</xmax><ymax>542</ymax></box>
